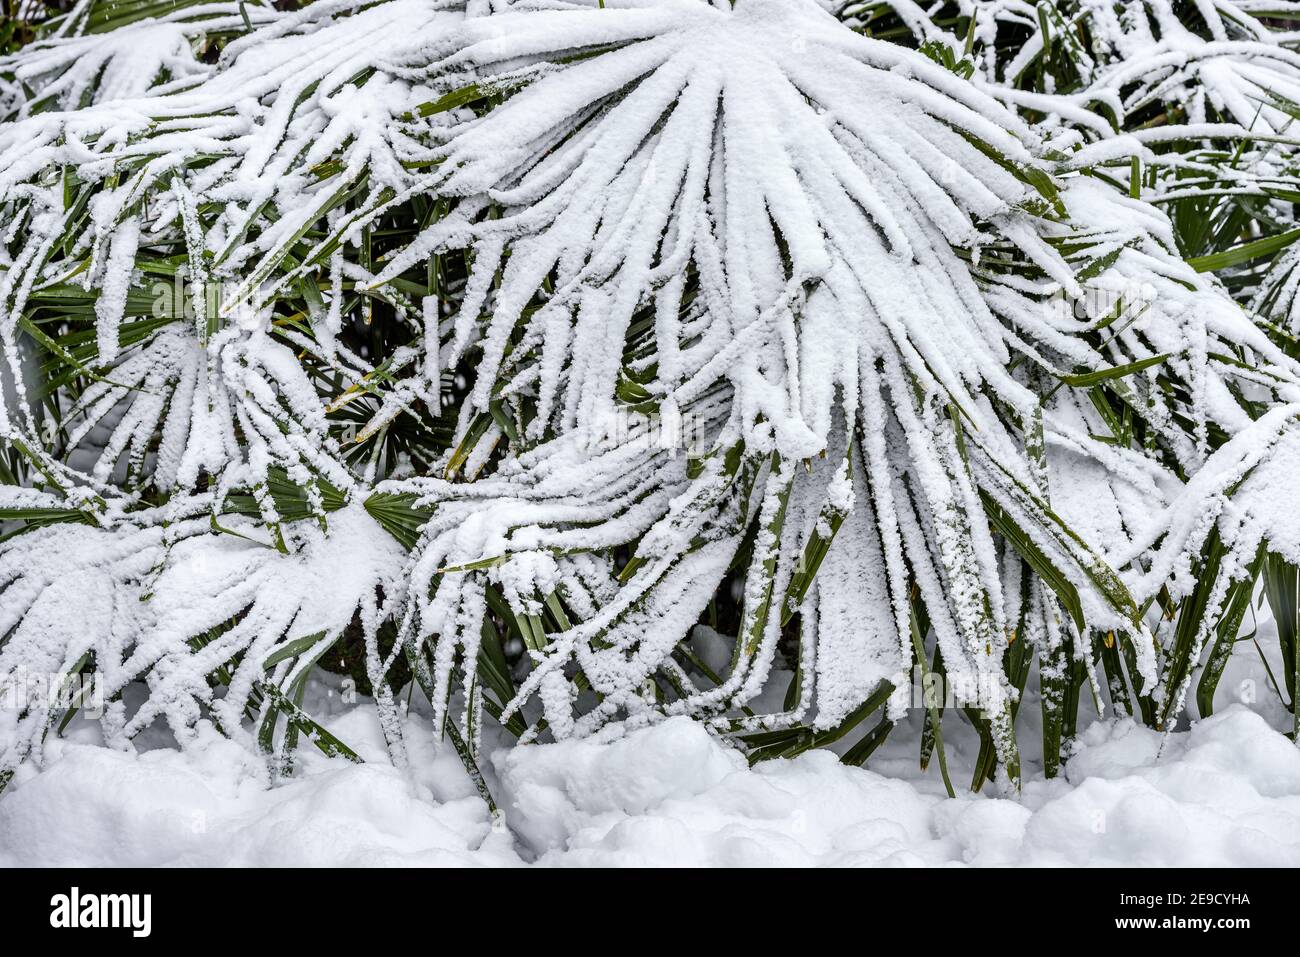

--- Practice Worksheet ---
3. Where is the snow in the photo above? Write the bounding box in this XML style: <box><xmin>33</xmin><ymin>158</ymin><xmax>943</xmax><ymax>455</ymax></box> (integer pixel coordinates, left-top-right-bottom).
<box><xmin>0</xmin><ymin>498</ymin><xmax>408</xmax><ymax>778</ymax></box>
<box><xmin>0</xmin><ymin>728</ymin><xmax>512</xmax><ymax>867</ymax></box>
<box><xmin>4</xmin><ymin>0</ymin><xmax>1300</xmax><ymax>862</ymax></box>
<box><xmin>4</xmin><ymin>661</ymin><xmax>1298</xmax><ymax>867</ymax></box>
<box><xmin>0</xmin><ymin>0</ymin><xmax>1293</xmax><ymax>757</ymax></box>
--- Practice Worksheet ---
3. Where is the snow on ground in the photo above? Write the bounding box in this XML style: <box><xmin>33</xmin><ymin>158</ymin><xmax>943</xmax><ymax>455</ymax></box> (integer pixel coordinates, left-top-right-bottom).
<box><xmin>3</xmin><ymin>633</ymin><xmax>1299</xmax><ymax>867</ymax></box>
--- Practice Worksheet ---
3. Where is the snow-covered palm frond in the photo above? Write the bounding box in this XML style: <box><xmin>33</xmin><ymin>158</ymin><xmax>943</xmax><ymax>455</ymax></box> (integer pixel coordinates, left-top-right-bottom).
<box><xmin>852</xmin><ymin>1</ymin><xmax>1300</xmax><ymax>134</ymax></box>
<box><xmin>0</xmin><ymin>0</ymin><xmax>471</xmax><ymax>785</ymax></box>
<box><xmin>2</xmin><ymin>0</ymin><xmax>1300</xmax><ymax>796</ymax></box>
<box><xmin>841</xmin><ymin>0</ymin><xmax>1089</xmax><ymax>89</ymax></box>
<box><xmin>1079</xmin><ymin>0</ymin><xmax>1300</xmax><ymax>134</ymax></box>
<box><xmin>935</xmin><ymin>3</ymin><xmax>1300</xmax><ymax>359</ymax></box>
<box><xmin>1253</xmin><ymin>241</ymin><xmax>1300</xmax><ymax>331</ymax></box>
<box><xmin>0</xmin><ymin>0</ymin><xmax>463</xmax><ymax>495</ymax></box>
<box><xmin>0</xmin><ymin>2</ymin><xmax>278</xmax><ymax>118</ymax></box>
<box><xmin>346</xmin><ymin>0</ymin><xmax>1300</xmax><ymax>786</ymax></box>
<box><xmin>0</xmin><ymin>496</ymin><xmax>406</xmax><ymax>786</ymax></box>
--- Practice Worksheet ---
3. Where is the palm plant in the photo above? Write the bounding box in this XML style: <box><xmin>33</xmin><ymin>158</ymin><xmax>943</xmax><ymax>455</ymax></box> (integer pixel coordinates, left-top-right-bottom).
<box><xmin>1</xmin><ymin>0</ymin><xmax>1299</xmax><ymax>801</ymax></box>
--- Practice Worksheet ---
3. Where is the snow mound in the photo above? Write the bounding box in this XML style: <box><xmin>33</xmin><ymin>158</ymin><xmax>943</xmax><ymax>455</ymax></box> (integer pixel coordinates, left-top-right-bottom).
<box><xmin>494</xmin><ymin>717</ymin><xmax>936</xmax><ymax>866</ymax></box>
<box><xmin>0</xmin><ymin>723</ymin><xmax>518</xmax><ymax>867</ymax></box>
<box><xmin>1014</xmin><ymin>708</ymin><xmax>1300</xmax><ymax>866</ymax></box>
<box><xmin>3</xmin><ymin>704</ymin><xmax>1298</xmax><ymax>867</ymax></box>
